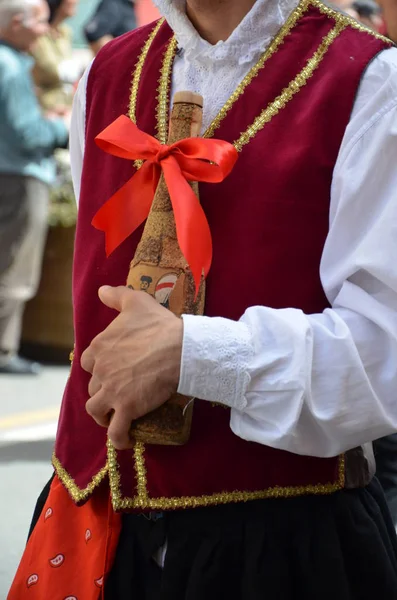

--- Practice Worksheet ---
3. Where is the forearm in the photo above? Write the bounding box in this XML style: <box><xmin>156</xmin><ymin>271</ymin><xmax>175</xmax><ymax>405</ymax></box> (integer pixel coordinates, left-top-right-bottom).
<box><xmin>179</xmin><ymin>52</ymin><xmax>397</xmax><ymax>459</ymax></box>
<box><xmin>179</xmin><ymin>300</ymin><xmax>397</xmax><ymax>458</ymax></box>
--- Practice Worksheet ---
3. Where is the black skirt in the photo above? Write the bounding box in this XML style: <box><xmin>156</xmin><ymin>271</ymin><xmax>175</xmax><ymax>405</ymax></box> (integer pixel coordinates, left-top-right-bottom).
<box><xmin>31</xmin><ymin>478</ymin><xmax>397</xmax><ymax>600</ymax></box>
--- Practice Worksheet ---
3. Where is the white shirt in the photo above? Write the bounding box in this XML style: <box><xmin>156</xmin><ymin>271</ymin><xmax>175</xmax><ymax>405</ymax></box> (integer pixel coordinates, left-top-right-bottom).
<box><xmin>70</xmin><ymin>0</ymin><xmax>397</xmax><ymax>459</ymax></box>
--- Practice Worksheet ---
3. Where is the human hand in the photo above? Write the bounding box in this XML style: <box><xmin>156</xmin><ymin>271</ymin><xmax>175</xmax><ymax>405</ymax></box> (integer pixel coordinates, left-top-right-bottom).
<box><xmin>81</xmin><ymin>286</ymin><xmax>183</xmax><ymax>450</ymax></box>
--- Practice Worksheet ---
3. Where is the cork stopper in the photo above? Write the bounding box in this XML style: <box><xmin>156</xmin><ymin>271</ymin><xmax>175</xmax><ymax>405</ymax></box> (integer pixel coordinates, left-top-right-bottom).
<box><xmin>173</xmin><ymin>91</ymin><xmax>203</xmax><ymax>108</ymax></box>
<box><xmin>168</xmin><ymin>91</ymin><xmax>204</xmax><ymax>143</ymax></box>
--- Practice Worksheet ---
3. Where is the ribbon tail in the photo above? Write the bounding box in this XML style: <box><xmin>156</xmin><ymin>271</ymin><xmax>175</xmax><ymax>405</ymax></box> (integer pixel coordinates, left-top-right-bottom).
<box><xmin>163</xmin><ymin>159</ymin><xmax>212</xmax><ymax>297</ymax></box>
<box><xmin>92</xmin><ymin>162</ymin><xmax>158</xmax><ymax>256</ymax></box>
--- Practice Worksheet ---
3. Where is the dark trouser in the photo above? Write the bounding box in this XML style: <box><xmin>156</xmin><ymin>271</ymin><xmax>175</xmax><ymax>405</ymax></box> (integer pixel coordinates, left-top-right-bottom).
<box><xmin>30</xmin><ymin>477</ymin><xmax>397</xmax><ymax>600</ymax></box>
<box><xmin>0</xmin><ymin>174</ymin><xmax>49</xmax><ymax>357</ymax></box>
<box><xmin>375</xmin><ymin>434</ymin><xmax>397</xmax><ymax>526</ymax></box>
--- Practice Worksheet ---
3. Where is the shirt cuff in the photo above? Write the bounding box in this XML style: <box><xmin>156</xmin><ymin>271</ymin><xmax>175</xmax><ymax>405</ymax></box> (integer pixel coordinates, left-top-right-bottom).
<box><xmin>177</xmin><ymin>314</ymin><xmax>253</xmax><ymax>410</ymax></box>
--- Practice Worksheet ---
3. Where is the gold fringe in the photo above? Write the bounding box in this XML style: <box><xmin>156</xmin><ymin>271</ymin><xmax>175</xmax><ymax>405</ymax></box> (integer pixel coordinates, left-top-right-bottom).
<box><xmin>156</xmin><ymin>37</ymin><xmax>179</xmax><ymax>144</ymax></box>
<box><xmin>153</xmin><ymin>0</ymin><xmax>312</xmax><ymax>142</ymax></box>
<box><xmin>54</xmin><ymin>442</ymin><xmax>344</xmax><ymax>510</ymax></box>
<box><xmin>234</xmin><ymin>21</ymin><xmax>347</xmax><ymax>152</ymax></box>
<box><xmin>52</xmin><ymin>453</ymin><xmax>108</xmax><ymax>503</ymax></box>
<box><xmin>106</xmin><ymin>437</ymin><xmax>345</xmax><ymax>510</ymax></box>
<box><xmin>203</xmin><ymin>0</ymin><xmax>311</xmax><ymax>139</ymax></box>
<box><xmin>129</xmin><ymin>19</ymin><xmax>165</xmax><ymax>170</ymax></box>
<box><xmin>129</xmin><ymin>19</ymin><xmax>165</xmax><ymax>124</ymax></box>
<box><xmin>311</xmin><ymin>0</ymin><xmax>392</xmax><ymax>42</ymax></box>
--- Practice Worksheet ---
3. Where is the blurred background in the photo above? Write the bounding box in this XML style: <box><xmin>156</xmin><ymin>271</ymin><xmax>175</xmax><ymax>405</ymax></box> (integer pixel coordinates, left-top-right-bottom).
<box><xmin>0</xmin><ymin>0</ymin><xmax>396</xmax><ymax>596</ymax></box>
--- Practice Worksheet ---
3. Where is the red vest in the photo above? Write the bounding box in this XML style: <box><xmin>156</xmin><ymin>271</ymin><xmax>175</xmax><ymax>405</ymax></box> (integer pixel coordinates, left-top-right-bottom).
<box><xmin>54</xmin><ymin>0</ymin><xmax>391</xmax><ymax>511</ymax></box>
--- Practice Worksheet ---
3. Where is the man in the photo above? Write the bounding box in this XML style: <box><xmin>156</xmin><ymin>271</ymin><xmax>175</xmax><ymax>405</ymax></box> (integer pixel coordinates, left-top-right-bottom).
<box><xmin>9</xmin><ymin>0</ymin><xmax>397</xmax><ymax>598</ymax></box>
<box><xmin>0</xmin><ymin>0</ymin><xmax>68</xmax><ymax>375</ymax></box>
<box><xmin>84</xmin><ymin>0</ymin><xmax>136</xmax><ymax>55</ymax></box>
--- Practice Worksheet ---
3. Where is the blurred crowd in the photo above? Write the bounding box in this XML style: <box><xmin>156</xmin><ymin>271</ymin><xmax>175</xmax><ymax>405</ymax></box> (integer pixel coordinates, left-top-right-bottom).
<box><xmin>0</xmin><ymin>0</ymin><xmax>142</xmax><ymax>376</ymax></box>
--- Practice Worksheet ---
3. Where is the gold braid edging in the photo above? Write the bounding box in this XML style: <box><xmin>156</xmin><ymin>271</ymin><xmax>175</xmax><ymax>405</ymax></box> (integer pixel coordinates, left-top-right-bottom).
<box><xmin>129</xmin><ymin>18</ymin><xmax>165</xmax><ymax>124</ymax></box>
<box><xmin>153</xmin><ymin>0</ymin><xmax>313</xmax><ymax>142</ymax></box>
<box><xmin>156</xmin><ymin>37</ymin><xmax>179</xmax><ymax>144</ymax></box>
<box><xmin>234</xmin><ymin>21</ymin><xmax>347</xmax><ymax>152</ymax></box>
<box><xmin>129</xmin><ymin>18</ymin><xmax>165</xmax><ymax>170</ymax></box>
<box><xmin>53</xmin><ymin>443</ymin><xmax>344</xmax><ymax>510</ymax></box>
<box><xmin>52</xmin><ymin>453</ymin><xmax>108</xmax><ymax>503</ymax></box>
<box><xmin>107</xmin><ymin>440</ymin><xmax>345</xmax><ymax>510</ymax></box>
<box><xmin>311</xmin><ymin>0</ymin><xmax>392</xmax><ymax>42</ymax></box>
<box><xmin>203</xmin><ymin>0</ymin><xmax>312</xmax><ymax>139</ymax></box>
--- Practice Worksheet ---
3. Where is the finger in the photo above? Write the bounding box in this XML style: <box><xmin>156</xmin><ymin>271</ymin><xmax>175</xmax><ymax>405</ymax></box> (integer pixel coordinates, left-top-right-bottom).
<box><xmin>81</xmin><ymin>347</ymin><xmax>95</xmax><ymax>374</ymax></box>
<box><xmin>98</xmin><ymin>285</ymin><xmax>132</xmax><ymax>312</ymax></box>
<box><xmin>86</xmin><ymin>393</ymin><xmax>112</xmax><ymax>428</ymax></box>
<box><xmin>88</xmin><ymin>375</ymin><xmax>102</xmax><ymax>398</ymax></box>
<box><xmin>107</xmin><ymin>409</ymin><xmax>134</xmax><ymax>450</ymax></box>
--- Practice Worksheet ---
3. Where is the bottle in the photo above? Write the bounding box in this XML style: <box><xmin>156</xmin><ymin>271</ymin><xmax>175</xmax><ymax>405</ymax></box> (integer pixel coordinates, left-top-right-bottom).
<box><xmin>128</xmin><ymin>91</ymin><xmax>205</xmax><ymax>445</ymax></box>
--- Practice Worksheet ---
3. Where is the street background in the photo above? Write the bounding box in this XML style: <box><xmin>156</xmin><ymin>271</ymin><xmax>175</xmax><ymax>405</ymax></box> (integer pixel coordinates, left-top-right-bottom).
<box><xmin>0</xmin><ymin>367</ymin><xmax>68</xmax><ymax>596</ymax></box>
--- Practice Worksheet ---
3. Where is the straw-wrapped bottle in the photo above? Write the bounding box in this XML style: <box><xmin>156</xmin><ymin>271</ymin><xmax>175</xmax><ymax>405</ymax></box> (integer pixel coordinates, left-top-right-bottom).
<box><xmin>128</xmin><ymin>92</ymin><xmax>205</xmax><ymax>445</ymax></box>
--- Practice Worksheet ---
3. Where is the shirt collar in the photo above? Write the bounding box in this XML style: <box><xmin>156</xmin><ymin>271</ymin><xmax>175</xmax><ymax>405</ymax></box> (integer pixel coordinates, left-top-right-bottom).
<box><xmin>153</xmin><ymin>0</ymin><xmax>300</xmax><ymax>66</ymax></box>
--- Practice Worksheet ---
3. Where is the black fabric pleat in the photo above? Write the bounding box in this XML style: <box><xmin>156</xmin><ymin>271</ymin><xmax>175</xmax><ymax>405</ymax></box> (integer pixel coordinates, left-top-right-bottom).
<box><xmin>29</xmin><ymin>477</ymin><xmax>397</xmax><ymax>600</ymax></box>
<box><xmin>104</xmin><ymin>479</ymin><xmax>397</xmax><ymax>600</ymax></box>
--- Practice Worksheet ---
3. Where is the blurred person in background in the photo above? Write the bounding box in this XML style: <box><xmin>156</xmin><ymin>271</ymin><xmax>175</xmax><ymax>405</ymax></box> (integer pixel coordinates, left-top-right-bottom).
<box><xmin>84</xmin><ymin>0</ymin><xmax>136</xmax><ymax>55</ymax></box>
<box><xmin>0</xmin><ymin>0</ymin><xmax>69</xmax><ymax>375</ymax></box>
<box><xmin>378</xmin><ymin>0</ymin><xmax>397</xmax><ymax>39</ymax></box>
<box><xmin>32</xmin><ymin>0</ymin><xmax>80</xmax><ymax>112</ymax></box>
<box><xmin>332</xmin><ymin>0</ymin><xmax>397</xmax><ymax>37</ymax></box>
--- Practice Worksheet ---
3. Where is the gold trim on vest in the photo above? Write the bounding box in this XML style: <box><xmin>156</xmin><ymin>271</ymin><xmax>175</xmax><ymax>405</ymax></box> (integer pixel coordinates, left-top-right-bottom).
<box><xmin>106</xmin><ymin>441</ymin><xmax>345</xmax><ymax>511</ymax></box>
<box><xmin>234</xmin><ymin>21</ymin><xmax>347</xmax><ymax>151</ymax></box>
<box><xmin>154</xmin><ymin>0</ymin><xmax>313</xmax><ymax>144</ymax></box>
<box><xmin>312</xmin><ymin>0</ymin><xmax>392</xmax><ymax>41</ymax></box>
<box><xmin>52</xmin><ymin>453</ymin><xmax>108</xmax><ymax>503</ymax></box>
<box><xmin>55</xmin><ymin>0</ymin><xmax>386</xmax><ymax>507</ymax></box>
<box><xmin>129</xmin><ymin>18</ymin><xmax>165</xmax><ymax>170</ymax></box>
<box><xmin>129</xmin><ymin>18</ymin><xmax>165</xmax><ymax>125</ymax></box>
<box><xmin>156</xmin><ymin>37</ymin><xmax>179</xmax><ymax>144</ymax></box>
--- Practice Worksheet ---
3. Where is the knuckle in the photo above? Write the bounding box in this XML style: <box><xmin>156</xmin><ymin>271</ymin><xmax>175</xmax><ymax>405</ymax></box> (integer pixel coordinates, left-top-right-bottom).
<box><xmin>85</xmin><ymin>399</ymin><xmax>109</xmax><ymax>428</ymax></box>
<box><xmin>90</xmin><ymin>336</ymin><xmax>102</xmax><ymax>353</ymax></box>
<box><xmin>80</xmin><ymin>351</ymin><xmax>92</xmax><ymax>371</ymax></box>
<box><xmin>85</xmin><ymin>398</ymin><xmax>95</xmax><ymax>417</ymax></box>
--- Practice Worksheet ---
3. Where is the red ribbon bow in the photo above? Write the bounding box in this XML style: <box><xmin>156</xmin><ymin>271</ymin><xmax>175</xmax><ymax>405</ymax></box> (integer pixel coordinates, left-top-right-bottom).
<box><xmin>92</xmin><ymin>115</ymin><xmax>238</xmax><ymax>293</ymax></box>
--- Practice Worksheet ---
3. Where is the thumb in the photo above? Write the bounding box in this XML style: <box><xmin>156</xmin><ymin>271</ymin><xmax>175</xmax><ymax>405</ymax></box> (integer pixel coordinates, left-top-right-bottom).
<box><xmin>98</xmin><ymin>285</ymin><xmax>131</xmax><ymax>312</ymax></box>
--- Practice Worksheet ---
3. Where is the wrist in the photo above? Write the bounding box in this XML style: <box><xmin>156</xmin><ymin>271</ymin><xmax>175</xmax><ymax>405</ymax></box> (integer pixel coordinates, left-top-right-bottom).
<box><xmin>166</xmin><ymin>316</ymin><xmax>184</xmax><ymax>394</ymax></box>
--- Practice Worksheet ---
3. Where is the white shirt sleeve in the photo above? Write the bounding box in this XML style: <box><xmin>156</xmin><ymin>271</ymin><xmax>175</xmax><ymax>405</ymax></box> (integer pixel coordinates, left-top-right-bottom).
<box><xmin>178</xmin><ymin>47</ymin><xmax>397</xmax><ymax>458</ymax></box>
<box><xmin>68</xmin><ymin>46</ymin><xmax>397</xmax><ymax>460</ymax></box>
<box><xmin>69</xmin><ymin>61</ymin><xmax>93</xmax><ymax>203</ymax></box>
